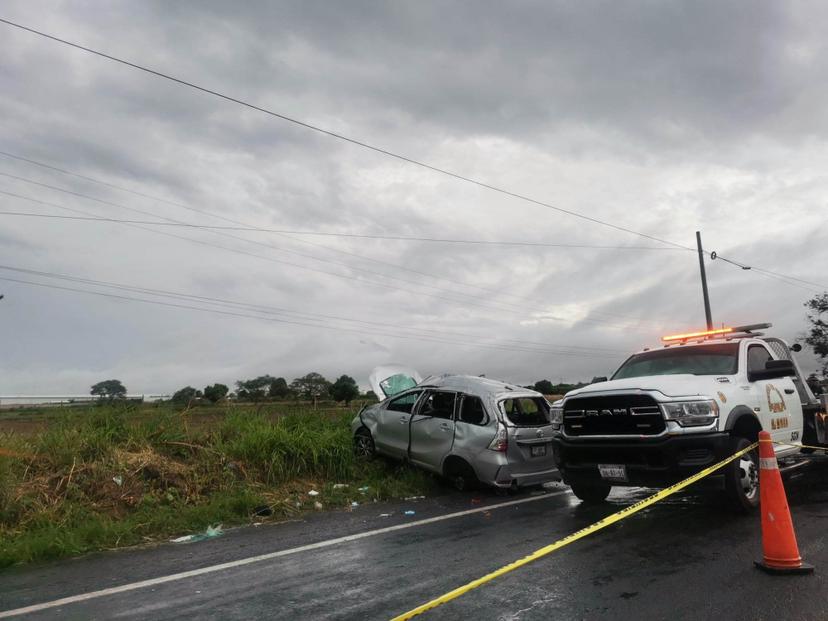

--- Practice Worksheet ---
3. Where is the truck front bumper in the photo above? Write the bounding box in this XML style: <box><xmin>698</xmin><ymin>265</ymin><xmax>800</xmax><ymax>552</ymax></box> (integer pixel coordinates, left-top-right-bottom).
<box><xmin>552</xmin><ymin>432</ymin><xmax>731</xmax><ymax>488</ymax></box>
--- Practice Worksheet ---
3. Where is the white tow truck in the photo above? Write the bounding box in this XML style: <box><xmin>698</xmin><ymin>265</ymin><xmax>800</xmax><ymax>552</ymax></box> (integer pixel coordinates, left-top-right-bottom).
<box><xmin>550</xmin><ymin>323</ymin><xmax>827</xmax><ymax>511</ymax></box>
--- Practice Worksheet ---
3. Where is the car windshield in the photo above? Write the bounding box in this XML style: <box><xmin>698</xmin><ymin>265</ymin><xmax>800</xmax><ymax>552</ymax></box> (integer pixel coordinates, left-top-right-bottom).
<box><xmin>612</xmin><ymin>343</ymin><xmax>740</xmax><ymax>379</ymax></box>
<box><xmin>500</xmin><ymin>397</ymin><xmax>550</xmax><ymax>426</ymax></box>
<box><xmin>379</xmin><ymin>373</ymin><xmax>418</xmax><ymax>397</ymax></box>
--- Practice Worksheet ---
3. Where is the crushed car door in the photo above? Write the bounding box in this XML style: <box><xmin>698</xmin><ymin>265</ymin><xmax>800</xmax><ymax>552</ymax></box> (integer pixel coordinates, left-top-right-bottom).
<box><xmin>369</xmin><ymin>364</ymin><xmax>423</xmax><ymax>399</ymax></box>
<box><xmin>409</xmin><ymin>390</ymin><xmax>457</xmax><ymax>471</ymax></box>
<box><xmin>374</xmin><ymin>390</ymin><xmax>424</xmax><ymax>458</ymax></box>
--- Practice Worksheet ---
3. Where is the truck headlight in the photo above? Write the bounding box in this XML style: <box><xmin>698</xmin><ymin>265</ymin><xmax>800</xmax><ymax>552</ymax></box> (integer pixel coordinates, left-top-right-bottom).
<box><xmin>550</xmin><ymin>404</ymin><xmax>563</xmax><ymax>429</ymax></box>
<box><xmin>661</xmin><ymin>400</ymin><xmax>719</xmax><ymax>427</ymax></box>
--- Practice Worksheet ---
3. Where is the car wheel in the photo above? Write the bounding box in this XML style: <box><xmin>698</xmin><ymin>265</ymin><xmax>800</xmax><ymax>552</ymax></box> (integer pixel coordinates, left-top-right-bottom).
<box><xmin>570</xmin><ymin>481</ymin><xmax>611</xmax><ymax>504</ymax></box>
<box><xmin>725</xmin><ymin>435</ymin><xmax>759</xmax><ymax>513</ymax></box>
<box><xmin>447</xmin><ymin>460</ymin><xmax>478</xmax><ymax>492</ymax></box>
<box><xmin>353</xmin><ymin>428</ymin><xmax>376</xmax><ymax>460</ymax></box>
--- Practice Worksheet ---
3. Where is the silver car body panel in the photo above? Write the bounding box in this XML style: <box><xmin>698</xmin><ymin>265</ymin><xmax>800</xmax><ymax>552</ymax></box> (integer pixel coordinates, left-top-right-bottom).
<box><xmin>354</xmin><ymin>371</ymin><xmax>559</xmax><ymax>488</ymax></box>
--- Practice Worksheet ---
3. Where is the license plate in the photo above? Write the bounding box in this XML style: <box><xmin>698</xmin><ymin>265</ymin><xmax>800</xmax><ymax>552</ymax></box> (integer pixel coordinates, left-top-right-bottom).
<box><xmin>531</xmin><ymin>444</ymin><xmax>547</xmax><ymax>457</ymax></box>
<box><xmin>598</xmin><ymin>464</ymin><xmax>627</xmax><ymax>482</ymax></box>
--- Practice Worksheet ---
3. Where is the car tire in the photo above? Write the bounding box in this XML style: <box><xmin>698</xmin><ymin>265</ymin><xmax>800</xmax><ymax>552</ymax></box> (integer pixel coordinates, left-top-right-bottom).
<box><xmin>724</xmin><ymin>435</ymin><xmax>759</xmax><ymax>513</ymax></box>
<box><xmin>570</xmin><ymin>481</ymin><xmax>612</xmax><ymax>504</ymax></box>
<box><xmin>446</xmin><ymin>460</ymin><xmax>478</xmax><ymax>492</ymax></box>
<box><xmin>353</xmin><ymin>428</ymin><xmax>376</xmax><ymax>461</ymax></box>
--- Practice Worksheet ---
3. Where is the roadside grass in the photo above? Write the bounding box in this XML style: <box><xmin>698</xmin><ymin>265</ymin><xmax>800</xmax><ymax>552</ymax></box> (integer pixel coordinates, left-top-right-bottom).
<box><xmin>0</xmin><ymin>404</ymin><xmax>439</xmax><ymax>568</ymax></box>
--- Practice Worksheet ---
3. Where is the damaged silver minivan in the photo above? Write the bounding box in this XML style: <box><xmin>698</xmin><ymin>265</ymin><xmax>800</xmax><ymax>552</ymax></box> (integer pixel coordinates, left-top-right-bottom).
<box><xmin>352</xmin><ymin>365</ymin><xmax>559</xmax><ymax>491</ymax></box>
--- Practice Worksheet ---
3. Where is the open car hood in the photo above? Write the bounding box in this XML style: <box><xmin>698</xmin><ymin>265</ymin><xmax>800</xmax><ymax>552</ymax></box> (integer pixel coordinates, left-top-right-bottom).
<box><xmin>369</xmin><ymin>364</ymin><xmax>423</xmax><ymax>399</ymax></box>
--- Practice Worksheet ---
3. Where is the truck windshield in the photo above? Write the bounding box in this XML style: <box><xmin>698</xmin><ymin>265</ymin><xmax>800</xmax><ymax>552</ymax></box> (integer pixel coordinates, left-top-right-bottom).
<box><xmin>612</xmin><ymin>343</ymin><xmax>739</xmax><ymax>379</ymax></box>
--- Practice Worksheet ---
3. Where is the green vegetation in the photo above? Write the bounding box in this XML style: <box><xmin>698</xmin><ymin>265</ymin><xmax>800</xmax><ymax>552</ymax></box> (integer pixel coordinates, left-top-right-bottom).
<box><xmin>0</xmin><ymin>403</ymin><xmax>436</xmax><ymax>569</ymax></box>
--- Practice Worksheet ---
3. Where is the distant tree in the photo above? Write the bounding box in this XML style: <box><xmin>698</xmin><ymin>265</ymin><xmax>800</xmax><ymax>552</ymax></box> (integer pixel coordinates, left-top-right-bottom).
<box><xmin>364</xmin><ymin>390</ymin><xmax>378</xmax><ymax>400</ymax></box>
<box><xmin>805</xmin><ymin>293</ymin><xmax>828</xmax><ymax>376</ymax></box>
<box><xmin>268</xmin><ymin>377</ymin><xmax>291</xmax><ymax>399</ymax></box>
<box><xmin>90</xmin><ymin>379</ymin><xmax>127</xmax><ymax>401</ymax></box>
<box><xmin>533</xmin><ymin>380</ymin><xmax>554</xmax><ymax>394</ymax></box>
<box><xmin>290</xmin><ymin>372</ymin><xmax>331</xmax><ymax>406</ymax></box>
<box><xmin>235</xmin><ymin>375</ymin><xmax>276</xmax><ymax>402</ymax></box>
<box><xmin>172</xmin><ymin>386</ymin><xmax>202</xmax><ymax>406</ymax></box>
<box><xmin>203</xmin><ymin>383</ymin><xmax>229</xmax><ymax>403</ymax></box>
<box><xmin>330</xmin><ymin>375</ymin><xmax>360</xmax><ymax>405</ymax></box>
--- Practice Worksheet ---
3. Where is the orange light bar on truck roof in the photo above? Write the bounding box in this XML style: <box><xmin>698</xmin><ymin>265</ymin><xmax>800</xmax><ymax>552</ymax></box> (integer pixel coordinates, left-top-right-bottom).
<box><xmin>661</xmin><ymin>327</ymin><xmax>734</xmax><ymax>342</ymax></box>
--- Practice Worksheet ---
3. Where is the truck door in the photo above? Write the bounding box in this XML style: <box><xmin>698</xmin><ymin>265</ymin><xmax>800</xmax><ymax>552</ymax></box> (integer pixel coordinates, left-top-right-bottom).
<box><xmin>409</xmin><ymin>391</ymin><xmax>457</xmax><ymax>471</ymax></box>
<box><xmin>746</xmin><ymin>344</ymin><xmax>802</xmax><ymax>448</ymax></box>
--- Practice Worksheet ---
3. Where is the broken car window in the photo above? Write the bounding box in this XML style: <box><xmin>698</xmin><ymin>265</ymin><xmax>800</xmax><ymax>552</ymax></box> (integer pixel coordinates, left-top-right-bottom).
<box><xmin>386</xmin><ymin>391</ymin><xmax>422</xmax><ymax>414</ymax></box>
<box><xmin>500</xmin><ymin>397</ymin><xmax>550</xmax><ymax>426</ymax></box>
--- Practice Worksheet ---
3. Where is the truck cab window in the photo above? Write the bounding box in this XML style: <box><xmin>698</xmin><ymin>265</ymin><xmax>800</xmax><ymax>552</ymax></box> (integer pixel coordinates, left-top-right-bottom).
<box><xmin>747</xmin><ymin>345</ymin><xmax>773</xmax><ymax>375</ymax></box>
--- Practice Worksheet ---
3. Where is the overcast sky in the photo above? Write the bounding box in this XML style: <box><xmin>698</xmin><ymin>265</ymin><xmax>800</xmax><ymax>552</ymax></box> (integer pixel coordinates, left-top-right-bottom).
<box><xmin>1</xmin><ymin>1</ymin><xmax>826</xmax><ymax>396</ymax></box>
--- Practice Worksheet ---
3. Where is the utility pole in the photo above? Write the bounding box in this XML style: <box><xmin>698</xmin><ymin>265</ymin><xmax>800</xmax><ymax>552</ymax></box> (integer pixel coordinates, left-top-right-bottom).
<box><xmin>696</xmin><ymin>231</ymin><xmax>713</xmax><ymax>330</ymax></box>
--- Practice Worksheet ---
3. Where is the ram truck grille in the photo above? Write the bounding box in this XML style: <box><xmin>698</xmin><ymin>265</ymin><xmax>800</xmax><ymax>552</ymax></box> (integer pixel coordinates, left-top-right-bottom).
<box><xmin>563</xmin><ymin>394</ymin><xmax>665</xmax><ymax>437</ymax></box>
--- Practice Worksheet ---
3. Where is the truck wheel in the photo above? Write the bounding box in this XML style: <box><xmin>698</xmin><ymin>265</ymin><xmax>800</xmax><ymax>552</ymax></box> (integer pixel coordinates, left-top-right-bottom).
<box><xmin>724</xmin><ymin>436</ymin><xmax>759</xmax><ymax>513</ymax></box>
<box><xmin>353</xmin><ymin>428</ymin><xmax>376</xmax><ymax>460</ymax></box>
<box><xmin>570</xmin><ymin>481</ymin><xmax>611</xmax><ymax>504</ymax></box>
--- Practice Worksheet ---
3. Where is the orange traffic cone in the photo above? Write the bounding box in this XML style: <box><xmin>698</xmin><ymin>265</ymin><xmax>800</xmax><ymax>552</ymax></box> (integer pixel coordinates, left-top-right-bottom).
<box><xmin>754</xmin><ymin>431</ymin><xmax>814</xmax><ymax>574</ymax></box>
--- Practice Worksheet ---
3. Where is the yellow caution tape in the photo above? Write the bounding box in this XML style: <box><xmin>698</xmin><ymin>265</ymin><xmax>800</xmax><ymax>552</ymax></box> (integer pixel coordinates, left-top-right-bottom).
<box><xmin>774</xmin><ymin>441</ymin><xmax>828</xmax><ymax>452</ymax></box>
<box><xmin>391</xmin><ymin>441</ymin><xmax>758</xmax><ymax>621</ymax></box>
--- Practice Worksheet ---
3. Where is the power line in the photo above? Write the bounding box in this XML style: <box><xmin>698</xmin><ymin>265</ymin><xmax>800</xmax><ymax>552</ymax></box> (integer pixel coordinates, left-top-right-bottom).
<box><xmin>0</xmin><ymin>273</ymin><xmax>627</xmax><ymax>359</ymax></box>
<box><xmin>0</xmin><ymin>17</ymin><xmax>694</xmax><ymax>252</ymax></box>
<box><xmin>0</xmin><ymin>187</ymin><xmax>569</xmax><ymax>321</ymax></box>
<box><xmin>0</xmin><ymin>151</ymin><xmax>673</xmax><ymax>327</ymax></box>
<box><xmin>2</xmin><ymin>21</ymin><xmax>821</xmax><ymax>300</ymax></box>
<box><xmin>0</xmin><ymin>264</ymin><xmax>628</xmax><ymax>353</ymax></box>
<box><xmin>0</xmin><ymin>209</ymin><xmax>683</xmax><ymax>251</ymax></box>
<box><xmin>0</xmin><ymin>185</ymin><xmax>656</xmax><ymax>329</ymax></box>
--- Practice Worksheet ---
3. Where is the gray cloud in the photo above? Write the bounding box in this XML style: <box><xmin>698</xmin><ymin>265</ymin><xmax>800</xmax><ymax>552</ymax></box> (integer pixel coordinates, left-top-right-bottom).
<box><xmin>0</xmin><ymin>1</ymin><xmax>825</xmax><ymax>396</ymax></box>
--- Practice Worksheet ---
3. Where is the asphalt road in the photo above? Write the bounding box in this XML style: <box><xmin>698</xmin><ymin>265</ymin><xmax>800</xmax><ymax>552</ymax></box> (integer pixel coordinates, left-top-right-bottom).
<box><xmin>3</xmin><ymin>463</ymin><xmax>828</xmax><ymax>620</ymax></box>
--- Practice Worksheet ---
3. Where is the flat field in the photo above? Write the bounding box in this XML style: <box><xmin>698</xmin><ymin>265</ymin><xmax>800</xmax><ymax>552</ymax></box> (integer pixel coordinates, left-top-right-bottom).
<box><xmin>0</xmin><ymin>401</ymin><xmax>437</xmax><ymax>568</ymax></box>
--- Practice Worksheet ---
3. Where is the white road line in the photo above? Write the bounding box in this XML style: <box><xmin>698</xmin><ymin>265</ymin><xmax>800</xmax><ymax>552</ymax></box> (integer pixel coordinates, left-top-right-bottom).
<box><xmin>0</xmin><ymin>490</ymin><xmax>570</xmax><ymax>618</ymax></box>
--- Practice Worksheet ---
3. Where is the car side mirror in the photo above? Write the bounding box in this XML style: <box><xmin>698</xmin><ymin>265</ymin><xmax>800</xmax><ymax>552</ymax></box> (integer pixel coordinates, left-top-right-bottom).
<box><xmin>748</xmin><ymin>359</ymin><xmax>795</xmax><ymax>382</ymax></box>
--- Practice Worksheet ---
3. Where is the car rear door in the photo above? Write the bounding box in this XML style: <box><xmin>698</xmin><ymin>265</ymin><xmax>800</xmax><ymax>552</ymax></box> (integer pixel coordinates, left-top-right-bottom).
<box><xmin>500</xmin><ymin>396</ymin><xmax>558</xmax><ymax>473</ymax></box>
<box><xmin>409</xmin><ymin>390</ymin><xmax>457</xmax><ymax>471</ymax></box>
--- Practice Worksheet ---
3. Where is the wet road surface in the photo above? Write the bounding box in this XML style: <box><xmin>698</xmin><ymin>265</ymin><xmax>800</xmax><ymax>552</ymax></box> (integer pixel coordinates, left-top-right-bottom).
<box><xmin>2</xmin><ymin>463</ymin><xmax>828</xmax><ymax>620</ymax></box>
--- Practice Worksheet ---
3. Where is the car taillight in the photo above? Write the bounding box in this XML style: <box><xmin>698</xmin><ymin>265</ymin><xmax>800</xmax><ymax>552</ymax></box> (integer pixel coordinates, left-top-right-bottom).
<box><xmin>488</xmin><ymin>423</ymin><xmax>508</xmax><ymax>452</ymax></box>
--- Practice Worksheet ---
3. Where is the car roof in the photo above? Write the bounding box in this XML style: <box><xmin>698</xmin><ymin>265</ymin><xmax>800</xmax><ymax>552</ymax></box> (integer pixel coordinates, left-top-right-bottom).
<box><xmin>416</xmin><ymin>374</ymin><xmax>541</xmax><ymax>399</ymax></box>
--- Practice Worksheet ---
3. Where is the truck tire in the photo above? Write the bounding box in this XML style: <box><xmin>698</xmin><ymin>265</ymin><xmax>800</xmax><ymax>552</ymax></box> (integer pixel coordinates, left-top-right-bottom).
<box><xmin>724</xmin><ymin>436</ymin><xmax>759</xmax><ymax>513</ymax></box>
<box><xmin>570</xmin><ymin>481</ymin><xmax>611</xmax><ymax>504</ymax></box>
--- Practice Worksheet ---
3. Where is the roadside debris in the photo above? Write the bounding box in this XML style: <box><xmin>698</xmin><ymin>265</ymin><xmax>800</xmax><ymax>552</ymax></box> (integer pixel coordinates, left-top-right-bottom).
<box><xmin>350</xmin><ymin>501</ymin><xmax>359</xmax><ymax>507</ymax></box>
<box><xmin>379</xmin><ymin>513</ymin><xmax>393</xmax><ymax>517</ymax></box>
<box><xmin>252</xmin><ymin>505</ymin><xmax>273</xmax><ymax>517</ymax></box>
<box><xmin>470</xmin><ymin>497</ymin><xmax>482</xmax><ymax>505</ymax></box>
<box><xmin>314</xmin><ymin>501</ymin><xmax>323</xmax><ymax>510</ymax></box>
<box><xmin>357</xmin><ymin>486</ymin><xmax>370</xmax><ymax>493</ymax></box>
<box><xmin>308</xmin><ymin>490</ymin><xmax>320</xmax><ymax>497</ymax></box>
<box><xmin>332</xmin><ymin>483</ymin><xmax>348</xmax><ymax>489</ymax></box>
<box><xmin>404</xmin><ymin>510</ymin><xmax>416</xmax><ymax>516</ymax></box>
<box><xmin>171</xmin><ymin>524</ymin><xmax>223</xmax><ymax>544</ymax></box>
<box><xmin>404</xmin><ymin>495</ymin><xmax>425</xmax><ymax>501</ymax></box>
<box><xmin>112</xmin><ymin>475</ymin><xmax>123</xmax><ymax>487</ymax></box>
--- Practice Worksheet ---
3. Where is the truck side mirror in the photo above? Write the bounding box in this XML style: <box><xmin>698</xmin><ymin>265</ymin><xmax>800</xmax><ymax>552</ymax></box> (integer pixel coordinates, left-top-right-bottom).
<box><xmin>748</xmin><ymin>359</ymin><xmax>795</xmax><ymax>382</ymax></box>
<box><xmin>791</xmin><ymin>343</ymin><xmax>802</xmax><ymax>352</ymax></box>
